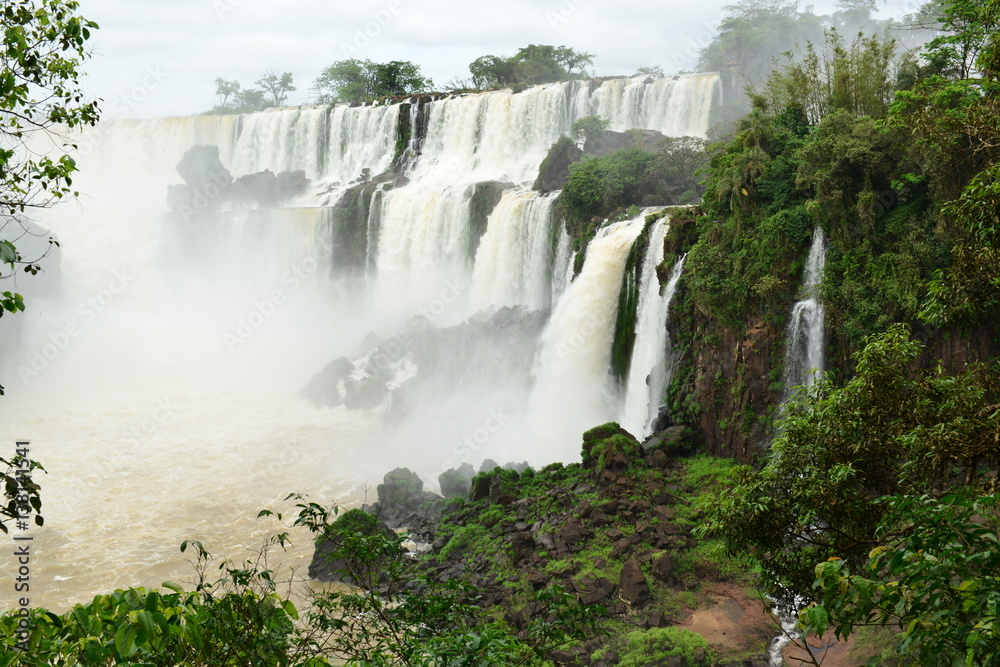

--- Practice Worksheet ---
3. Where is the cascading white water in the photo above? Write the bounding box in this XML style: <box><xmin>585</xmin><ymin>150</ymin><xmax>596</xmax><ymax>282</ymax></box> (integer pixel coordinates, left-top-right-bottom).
<box><xmin>589</xmin><ymin>74</ymin><xmax>721</xmax><ymax>137</ymax></box>
<box><xmin>0</xmin><ymin>73</ymin><xmax>720</xmax><ymax>612</ymax></box>
<box><xmin>469</xmin><ymin>190</ymin><xmax>558</xmax><ymax>312</ymax></box>
<box><xmin>529</xmin><ymin>216</ymin><xmax>646</xmax><ymax>461</ymax></box>
<box><xmin>371</xmin><ymin>75</ymin><xmax>718</xmax><ymax>318</ymax></box>
<box><xmin>551</xmin><ymin>226</ymin><xmax>574</xmax><ymax>307</ymax></box>
<box><xmin>783</xmin><ymin>228</ymin><xmax>827</xmax><ymax>396</ymax></box>
<box><xmin>620</xmin><ymin>216</ymin><xmax>686</xmax><ymax>438</ymax></box>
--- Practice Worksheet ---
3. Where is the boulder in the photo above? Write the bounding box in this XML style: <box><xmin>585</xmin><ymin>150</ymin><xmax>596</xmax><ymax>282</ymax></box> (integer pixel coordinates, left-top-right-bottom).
<box><xmin>300</xmin><ymin>356</ymin><xmax>354</xmax><ymax>408</ymax></box>
<box><xmin>308</xmin><ymin>508</ymin><xmax>399</xmax><ymax>584</ymax></box>
<box><xmin>368</xmin><ymin>468</ymin><xmax>440</xmax><ymax>527</ymax></box>
<box><xmin>581</xmin><ymin>422</ymin><xmax>643</xmax><ymax>474</ymax></box>
<box><xmin>651</xmin><ymin>552</ymin><xmax>674</xmax><ymax>582</ymax></box>
<box><xmin>619</xmin><ymin>559</ymin><xmax>649</xmax><ymax>605</ymax></box>
<box><xmin>439</xmin><ymin>463</ymin><xmax>475</xmax><ymax>498</ymax></box>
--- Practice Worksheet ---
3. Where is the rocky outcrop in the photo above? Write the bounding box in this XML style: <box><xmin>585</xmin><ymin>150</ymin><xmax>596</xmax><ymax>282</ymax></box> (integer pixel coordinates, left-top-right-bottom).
<box><xmin>300</xmin><ymin>357</ymin><xmax>354</xmax><ymax>408</ymax></box>
<box><xmin>364</xmin><ymin>467</ymin><xmax>442</xmax><ymax>534</ymax></box>
<box><xmin>439</xmin><ymin>463</ymin><xmax>475</xmax><ymax>498</ymax></box>
<box><xmin>166</xmin><ymin>145</ymin><xmax>309</xmax><ymax>221</ymax></box>
<box><xmin>305</xmin><ymin>306</ymin><xmax>548</xmax><ymax>422</ymax></box>
<box><xmin>308</xmin><ymin>508</ymin><xmax>399</xmax><ymax>584</ymax></box>
<box><xmin>534</xmin><ymin>137</ymin><xmax>583</xmax><ymax>193</ymax></box>
<box><xmin>468</xmin><ymin>181</ymin><xmax>513</xmax><ymax>257</ymax></box>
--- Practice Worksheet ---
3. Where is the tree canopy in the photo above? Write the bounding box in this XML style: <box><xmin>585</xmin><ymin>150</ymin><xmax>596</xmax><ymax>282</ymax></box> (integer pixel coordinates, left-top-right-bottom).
<box><xmin>209</xmin><ymin>71</ymin><xmax>295</xmax><ymax>114</ymax></box>
<box><xmin>311</xmin><ymin>59</ymin><xmax>432</xmax><ymax>105</ymax></box>
<box><xmin>468</xmin><ymin>45</ymin><xmax>594</xmax><ymax>90</ymax></box>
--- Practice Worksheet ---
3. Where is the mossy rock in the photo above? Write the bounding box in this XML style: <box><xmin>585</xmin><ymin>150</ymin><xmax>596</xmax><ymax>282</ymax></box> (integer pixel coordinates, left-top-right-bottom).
<box><xmin>617</xmin><ymin>627</ymin><xmax>711</xmax><ymax>667</ymax></box>
<box><xmin>308</xmin><ymin>508</ymin><xmax>400</xmax><ymax>584</ymax></box>
<box><xmin>581</xmin><ymin>422</ymin><xmax>643</xmax><ymax>473</ymax></box>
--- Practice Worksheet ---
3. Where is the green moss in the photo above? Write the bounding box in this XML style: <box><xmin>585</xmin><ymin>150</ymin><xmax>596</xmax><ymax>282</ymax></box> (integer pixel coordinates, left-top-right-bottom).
<box><xmin>611</xmin><ymin>221</ymin><xmax>650</xmax><ymax>387</ymax></box>
<box><xmin>439</xmin><ymin>524</ymin><xmax>489</xmax><ymax>560</ymax></box>
<box><xmin>393</xmin><ymin>103</ymin><xmax>412</xmax><ymax>168</ymax></box>
<box><xmin>618</xmin><ymin>627</ymin><xmax>711</xmax><ymax>667</ymax></box>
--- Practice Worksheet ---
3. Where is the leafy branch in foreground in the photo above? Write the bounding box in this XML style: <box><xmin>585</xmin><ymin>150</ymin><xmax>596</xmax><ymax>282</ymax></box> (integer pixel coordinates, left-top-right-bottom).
<box><xmin>800</xmin><ymin>492</ymin><xmax>1000</xmax><ymax>665</ymax></box>
<box><xmin>1</xmin><ymin>496</ymin><xmax>602</xmax><ymax>666</ymax></box>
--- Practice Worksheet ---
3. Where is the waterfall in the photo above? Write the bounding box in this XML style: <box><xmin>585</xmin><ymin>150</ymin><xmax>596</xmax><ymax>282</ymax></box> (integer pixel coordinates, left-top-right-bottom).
<box><xmin>620</xmin><ymin>216</ymin><xmax>686</xmax><ymax>437</ymax></box>
<box><xmin>469</xmin><ymin>190</ymin><xmax>558</xmax><ymax>312</ymax></box>
<box><xmin>589</xmin><ymin>74</ymin><xmax>721</xmax><ymax>136</ymax></box>
<box><xmin>783</xmin><ymin>228</ymin><xmax>827</xmax><ymax>396</ymax></box>
<box><xmin>0</xmin><ymin>74</ymin><xmax>722</xmax><ymax>611</ymax></box>
<box><xmin>530</xmin><ymin>215</ymin><xmax>646</xmax><ymax>460</ymax></box>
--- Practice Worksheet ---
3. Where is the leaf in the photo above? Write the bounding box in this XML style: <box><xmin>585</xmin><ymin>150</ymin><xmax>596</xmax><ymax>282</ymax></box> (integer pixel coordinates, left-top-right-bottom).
<box><xmin>161</xmin><ymin>580</ymin><xmax>184</xmax><ymax>593</ymax></box>
<box><xmin>114</xmin><ymin>623</ymin><xmax>137</xmax><ymax>657</ymax></box>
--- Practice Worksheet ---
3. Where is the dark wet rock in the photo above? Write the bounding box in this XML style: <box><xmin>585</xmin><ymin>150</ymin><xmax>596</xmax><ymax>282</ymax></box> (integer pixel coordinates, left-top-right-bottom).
<box><xmin>651</xmin><ymin>552</ymin><xmax>674</xmax><ymax>582</ymax></box>
<box><xmin>534</xmin><ymin>137</ymin><xmax>584</xmax><ymax>193</ymax></box>
<box><xmin>642</xmin><ymin>425</ymin><xmax>694</xmax><ymax>457</ymax></box>
<box><xmin>308</xmin><ymin>508</ymin><xmax>399</xmax><ymax>584</ymax></box>
<box><xmin>439</xmin><ymin>463</ymin><xmax>475</xmax><ymax>498</ymax></box>
<box><xmin>468</xmin><ymin>181</ymin><xmax>513</xmax><ymax>257</ymax></box>
<box><xmin>366</xmin><ymin>468</ymin><xmax>440</xmax><ymax>528</ymax></box>
<box><xmin>619</xmin><ymin>559</ymin><xmax>649</xmax><ymax>605</ymax></box>
<box><xmin>300</xmin><ymin>356</ymin><xmax>353</xmax><ymax>408</ymax></box>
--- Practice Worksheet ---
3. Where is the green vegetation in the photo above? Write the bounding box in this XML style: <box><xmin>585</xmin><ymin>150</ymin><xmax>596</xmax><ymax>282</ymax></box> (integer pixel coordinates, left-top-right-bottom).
<box><xmin>468</xmin><ymin>45</ymin><xmax>594</xmax><ymax>90</ymax></box>
<box><xmin>0</xmin><ymin>0</ymin><xmax>100</xmax><ymax>529</ymax></box>
<box><xmin>617</xmin><ymin>627</ymin><xmax>711</xmax><ymax>667</ymax></box>
<box><xmin>210</xmin><ymin>72</ymin><xmax>295</xmax><ymax>114</ymax></box>
<box><xmin>611</xmin><ymin>225</ymin><xmax>649</xmax><ymax>386</ymax></box>
<box><xmin>703</xmin><ymin>325</ymin><xmax>1000</xmax><ymax>603</ymax></box>
<box><xmin>557</xmin><ymin>137</ymin><xmax>708</xmax><ymax>240</ymax></box>
<box><xmin>312</xmin><ymin>59</ymin><xmax>432</xmax><ymax>105</ymax></box>
<box><xmin>2</xmin><ymin>502</ymin><xmax>601</xmax><ymax>665</ymax></box>
<box><xmin>802</xmin><ymin>492</ymin><xmax>1000</xmax><ymax>665</ymax></box>
<box><xmin>688</xmin><ymin>3</ymin><xmax>1000</xmax><ymax>662</ymax></box>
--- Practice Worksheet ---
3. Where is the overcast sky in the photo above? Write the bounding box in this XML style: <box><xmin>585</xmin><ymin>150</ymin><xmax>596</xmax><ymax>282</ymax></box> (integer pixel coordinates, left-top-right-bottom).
<box><xmin>79</xmin><ymin>0</ymin><xmax>908</xmax><ymax>119</ymax></box>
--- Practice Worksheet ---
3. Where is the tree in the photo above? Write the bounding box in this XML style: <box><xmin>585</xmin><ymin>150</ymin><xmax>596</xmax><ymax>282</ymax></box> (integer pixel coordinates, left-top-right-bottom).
<box><xmin>467</xmin><ymin>45</ymin><xmax>594</xmax><ymax>90</ymax></box>
<box><xmin>256</xmin><ymin>70</ymin><xmax>295</xmax><ymax>107</ymax></box>
<box><xmin>312</xmin><ymin>59</ymin><xmax>431</xmax><ymax>105</ymax></box>
<box><xmin>701</xmin><ymin>325</ymin><xmax>1000</xmax><ymax>606</ymax></box>
<box><xmin>0</xmin><ymin>0</ymin><xmax>99</xmax><ymax>532</ymax></box>
<box><xmin>1</xmin><ymin>0</ymin><xmax>99</xmax><ymax>306</ymax></box>
<box><xmin>214</xmin><ymin>77</ymin><xmax>240</xmax><ymax>108</ymax></box>
<box><xmin>921</xmin><ymin>0</ymin><xmax>1000</xmax><ymax>79</ymax></box>
<box><xmin>634</xmin><ymin>65</ymin><xmax>665</xmax><ymax>78</ymax></box>
<box><xmin>802</xmin><ymin>492</ymin><xmax>1000</xmax><ymax>665</ymax></box>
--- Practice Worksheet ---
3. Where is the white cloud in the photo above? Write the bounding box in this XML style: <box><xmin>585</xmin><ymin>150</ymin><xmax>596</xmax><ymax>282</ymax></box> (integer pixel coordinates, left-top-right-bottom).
<box><xmin>77</xmin><ymin>0</ymin><xmax>864</xmax><ymax>118</ymax></box>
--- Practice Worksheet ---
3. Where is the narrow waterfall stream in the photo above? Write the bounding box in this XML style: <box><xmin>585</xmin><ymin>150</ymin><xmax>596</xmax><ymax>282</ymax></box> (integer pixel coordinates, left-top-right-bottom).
<box><xmin>782</xmin><ymin>227</ymin><xmax>827</xmax><ymax>398</ymax></box>
<box><xmin>620</xmin><ymin>219</ymin><xmax>686</xmax><ymax>438</ymax></box>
